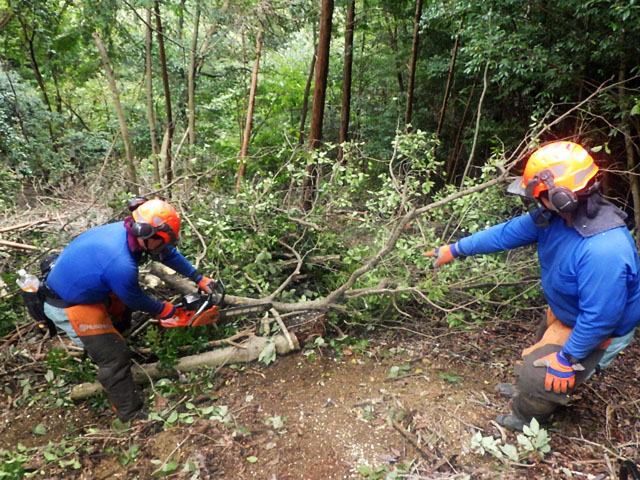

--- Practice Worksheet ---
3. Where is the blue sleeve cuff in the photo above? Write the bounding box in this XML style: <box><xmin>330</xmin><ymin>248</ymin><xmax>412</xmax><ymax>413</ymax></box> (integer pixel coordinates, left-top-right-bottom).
<box><xmin>450</xmin><ymin>242</ymin><xmax>461</xmax><ymax>258</ymax></box>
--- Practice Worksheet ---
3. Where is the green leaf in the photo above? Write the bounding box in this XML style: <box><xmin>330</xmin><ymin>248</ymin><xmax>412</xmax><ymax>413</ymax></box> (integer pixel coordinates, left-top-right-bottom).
<box><xmin>166</xmin><ymin>410</ymin><xmax>179</xmax><ymax>424</ymax></box>
<box><xmin>33</xmin><ymin>424</ymin><xmax>47</xmax><ymax>435</ymax></box>
<box><xmin>246</xmin><ymin>456</ymin><xmax>258</xmax><ymax>463</ymax></box>
<box><xmin>358</xmin><ymin>465</ymin><xmax>372</xmax><ymax>475</ymax></box>
<box><xmin>499</xmin><ymin>443</ymin><xmax>519</xmax><ymax>462</ymax></box>
<box><xmin>152</xmin><ymin>461</ymin><xmax>180</xmax><ymax>477</ymax></box>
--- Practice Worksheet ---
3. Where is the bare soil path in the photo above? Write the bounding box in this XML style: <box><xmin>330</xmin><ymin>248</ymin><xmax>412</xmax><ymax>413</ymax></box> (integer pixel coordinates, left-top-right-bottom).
<box><xmin>1</xmin><ymin>318</ymin><xmax>638</xmax><ymax>480</ymax></box>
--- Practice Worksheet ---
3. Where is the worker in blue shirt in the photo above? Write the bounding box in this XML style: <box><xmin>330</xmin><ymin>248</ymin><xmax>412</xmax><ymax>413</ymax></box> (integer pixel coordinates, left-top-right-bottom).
<box><xmin>44</xmin><ymin>198</ymin><xmax>215</xmax><ymax>422</ymax></box>
<box><xmin>426</xmin><ymin>141</ymin><xmax>640</xmax><ymax>431</ymax></box>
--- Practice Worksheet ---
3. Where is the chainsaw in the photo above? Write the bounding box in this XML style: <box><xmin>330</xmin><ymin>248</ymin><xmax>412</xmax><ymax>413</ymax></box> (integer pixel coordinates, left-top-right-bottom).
<box><xmin>175</xmin><ymin>280</ymin><xmax>272</xmax><ymax>327</ymax></box>
<box><xmin>129</xmin><ymin>280</ymin><xmax>272</xmax><ymax>336</ymax></box>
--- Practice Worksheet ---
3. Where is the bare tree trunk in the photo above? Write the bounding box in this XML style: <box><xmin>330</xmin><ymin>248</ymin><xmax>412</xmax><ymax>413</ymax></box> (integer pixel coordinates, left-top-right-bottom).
<box><xmin>459</xmin><ymin>61</ymin><xmax>489</xmax><ymax>188</ymax></box>
<box><xmin>404</xmin><ymin>0</ymin><xmax>423</xmax><ymax>128</ymax></box>
<box><xmin>155</xmin><ymin>0</ymin><xmax>174</xmax><ymax>185</ymax></box>
<box><xmin>235</xmin><ymin>25</ymin><xmax>263</xmax><ymax>192</ymax></box>
<box><xmin>302</xmin><ymin>0</ymin><xmax>334</xmax><ymax>211</ymax></box>
<box><xmin>145</xmin><ymin>8</ymin><xmax>160</xmax><ymax>183</ymax></box>
<box><xmin>436</xmin><ymin>24</ymin><xmax>461</xmax><ymax>139</ymax></box>
<box><xmin>298</xmin><ymin>39</ymin><xmax>317</xmax><ymax>146</ymax></box>
<box><xmin>337</xmin><ymin>0</ymin><xmax>355</xmax><ymax>164</ymax></box>
<box><xmin>446</xmin><ymin>76</ymin><xmax>477</xmax><ymax>182</ymax></box>
<box><xmin>307</xmin><ymin>0</ymin><xmax>334</xmax><ymax>150</ymax></box>
<box><xmin>93</xmin><ymin>32</ymin><xmax>138</xmax><ymax>195</ymax></box>
<box><xmin>19</xmin><ymin>19</ymin><xmax>55</xmax><ymax>146</ymax></box>
<box><xmin>384</xmin><ymin>20</ymin><xmax>404</xmax><ymax>94</ymax></box>
<box><xmin>188</xmin><ymin>0</ymin><xmax>201</xmax><ymax>163</ymax></box>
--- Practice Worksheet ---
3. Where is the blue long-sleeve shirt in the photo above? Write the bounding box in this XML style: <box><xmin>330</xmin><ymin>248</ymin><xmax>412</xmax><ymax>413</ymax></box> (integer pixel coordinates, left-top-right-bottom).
<box><xmin>455</xmin><ymin>212</ymin><xmax>640</xmax><ymax>360</ymax></box>
<box><xmin>47</xmin><ymin>222</ymin><xmax>198</xmax><ymax>314</ymax></box>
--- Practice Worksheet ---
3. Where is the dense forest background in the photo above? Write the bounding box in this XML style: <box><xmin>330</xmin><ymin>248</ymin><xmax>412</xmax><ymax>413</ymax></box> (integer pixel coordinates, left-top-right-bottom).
<box><xmin>2</xmin><ymin>0</ymin><xmax>640</xmax><ymax>344</ymax></box>
<box><xmin>1</xmin><ymin>0</ymin><xmax>640</xmax><ymax>478</ymax></box>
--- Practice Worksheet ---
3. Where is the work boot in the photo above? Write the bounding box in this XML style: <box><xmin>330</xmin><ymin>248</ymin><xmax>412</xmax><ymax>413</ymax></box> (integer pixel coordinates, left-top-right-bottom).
<box><xmin>496</xmin><ymin>413</ymin><xmax>527</xmax><ymax>432</ymax></box>
<box><xmin>120</xmin><ymin>407</ymin><xmax>149</xmax><ymax>424</ymax></box>
<box><xmin>494</xmin><ymin>383</ymin><xmax>519</xmax><ymax>398</ymax></box>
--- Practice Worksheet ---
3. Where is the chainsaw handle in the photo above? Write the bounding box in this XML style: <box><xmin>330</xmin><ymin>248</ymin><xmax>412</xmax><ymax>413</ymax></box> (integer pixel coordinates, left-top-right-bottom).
<box><xmin>210</xmin><ymin>279</ymin><xmax>226</xmax><ymax>306</ymax></box>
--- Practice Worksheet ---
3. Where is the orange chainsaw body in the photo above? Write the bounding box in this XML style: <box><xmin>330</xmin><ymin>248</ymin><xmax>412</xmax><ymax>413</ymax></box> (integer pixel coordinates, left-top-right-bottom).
<box><xmin>185</xmin><ymin>304</ymin><xmax>220</xmax><ymax>327</ymax></box>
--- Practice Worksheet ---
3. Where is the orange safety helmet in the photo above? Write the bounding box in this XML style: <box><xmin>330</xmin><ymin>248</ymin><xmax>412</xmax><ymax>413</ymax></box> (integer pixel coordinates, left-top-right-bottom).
<box><xmin>131</xmin><ymin>198</ymin><xmax>180</xmax><ymax>247</ymax></box>
<box><xmin>507</xmin><ymin>141</ymin><xmax>599</xmax><ymax>213</ymax></box>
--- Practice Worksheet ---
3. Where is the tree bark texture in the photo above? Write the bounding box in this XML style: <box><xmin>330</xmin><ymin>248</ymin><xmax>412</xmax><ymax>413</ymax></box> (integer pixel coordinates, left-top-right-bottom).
<box><xmin>404</xmin><ymin>0</ymin><xmax>423</xmax><ymax>128</ymax></box>
<box><xmin>155</xmin><ymin>0</ymin><xmax>174</xmax><ymax>186</ymax></box>
<box><xmin>93</xmin><ymin>32</ymin><xmax>138</xmax><ymax>195</ymax></box>
<box><xmin>307</xmin><ymin>0</ymin><xmax>334</xmax><ymax>149</ymax></box>
<box><xmin>337</xmin><ymin>0</ymin><xmax>355</xmax><ymax>164</ymax></box>
<box><xmin>236</xmin><ymin>25</ymin><xmax>264</xmax><ymax>192</ymax></box>
<box><xmin>302</xmin><ymin>0</ymin><xmax>334</xmax><ymax>211</ymax></box>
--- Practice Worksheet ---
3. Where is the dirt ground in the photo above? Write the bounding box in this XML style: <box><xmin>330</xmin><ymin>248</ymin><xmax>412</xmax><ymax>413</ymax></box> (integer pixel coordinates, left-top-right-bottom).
<box><xmin>1</xmin><ymin>316</ymin><xmax>639</xmax><ymax>480</ymax></box>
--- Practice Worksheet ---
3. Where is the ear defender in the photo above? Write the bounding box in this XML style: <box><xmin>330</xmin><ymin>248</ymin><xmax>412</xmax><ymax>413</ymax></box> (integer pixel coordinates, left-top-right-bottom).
<box><xmin>535</xmin><ymin>169</ymin><xmax>578</xmax><ymax>213</ymax></box>
<box><xmin>127</xmin><ymin>197</ymin><xmax>155</xmax><ymax>239</ymax></box>
<box><xmin>131</xmin><ymin>221</ymin><xmax>156</xmax><ymax>239</ymax></box>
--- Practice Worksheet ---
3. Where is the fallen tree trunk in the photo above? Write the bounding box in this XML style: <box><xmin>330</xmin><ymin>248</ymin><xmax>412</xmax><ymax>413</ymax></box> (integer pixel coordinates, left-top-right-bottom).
<box><xmin>69</xmin><ymin>332</ymin><xmax>299</xmax><ymax>401</ymax></box>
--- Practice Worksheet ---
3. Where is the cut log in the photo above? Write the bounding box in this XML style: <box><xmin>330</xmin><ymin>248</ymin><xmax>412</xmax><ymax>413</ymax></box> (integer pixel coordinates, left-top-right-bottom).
<box><xmin>69</xmin><ymin>332</ymin><xmax>299</xmax><ymax>400</ymax></box>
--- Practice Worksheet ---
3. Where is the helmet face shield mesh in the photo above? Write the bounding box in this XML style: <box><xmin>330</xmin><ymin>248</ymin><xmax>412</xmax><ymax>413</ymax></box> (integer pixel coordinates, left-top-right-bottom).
<box><xmin>507</xmin><ymin>176</ymin><xmax>551</xmax><ymax>227</ymax></box>
<box><xmin>506</xmin><ymin>177</ymin><xmax>529</xmax><ymax>198</ymax></box>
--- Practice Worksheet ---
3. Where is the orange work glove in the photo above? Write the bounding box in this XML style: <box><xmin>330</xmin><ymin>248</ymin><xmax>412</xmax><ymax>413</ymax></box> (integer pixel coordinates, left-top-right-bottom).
<box><xmin>423</xmin><ymin>243</ymin><xmax>459</xmax><ymax>267</ymax></box>
<box><xmin>158</xmin><ymin>305</ymin><xmax>190</xmax><ymax>328</ymax></box>
<box><xmin>158</xmin><ymin>302</ymin><xmax>176</xmax><ymax>320</ymax></box>
<box><xmin>533</xmin><ymin>351</ymin><xmax>584</xmax><ymax>393</ymax></box>
<box><xmin>196</xmin><ymin>275</ymin><xmax>216</xmax><ymax>294</ymax></box>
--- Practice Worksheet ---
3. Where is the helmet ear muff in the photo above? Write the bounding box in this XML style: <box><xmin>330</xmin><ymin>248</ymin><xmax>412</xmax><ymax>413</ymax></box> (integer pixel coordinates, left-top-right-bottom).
<box><xmin>127</xmin><ymin>197</ymin><xmax>156</xmax><ymax>240</ymax></box>
<box><xmin>131</xmin><ymin>221</ymin><xmax>156</xmax><ymax>239</ymax></box>
<box><xmin>536</xmin><ymin>169</ymin><xmax>578</xmax><ymax>213</ymax></box>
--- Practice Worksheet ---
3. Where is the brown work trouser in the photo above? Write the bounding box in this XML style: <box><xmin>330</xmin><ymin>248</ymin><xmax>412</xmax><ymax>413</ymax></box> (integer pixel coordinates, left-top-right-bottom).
<box><xmin>512</xmin><ymin>308</ymin><xmax>609</xmax><ymax>423</ymax></box>
<box><xmin>64</xmin><ymin>295</ymin><xmax>142</xmax><ymax>422</ymax></box>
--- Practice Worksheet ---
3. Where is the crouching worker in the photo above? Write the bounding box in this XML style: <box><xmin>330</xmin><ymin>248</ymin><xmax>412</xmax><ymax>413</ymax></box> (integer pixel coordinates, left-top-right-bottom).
<box><xmin>43</xmin><ymin>198</ymin><xmax>216</xmax><ymax>422</ymax></box>
<box><xmin>425</xmin><ymin>141</ymin><xmax>640</xmax><ymax>431</ymax></box>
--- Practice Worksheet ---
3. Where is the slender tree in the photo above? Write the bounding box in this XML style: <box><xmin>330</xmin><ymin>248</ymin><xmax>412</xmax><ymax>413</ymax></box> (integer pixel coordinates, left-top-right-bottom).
<box><xmin>298</xmin><ymin>40</ymin><xmax>317</xmax><ymax>146</ymax></box>
<box><xmin>404</xmin><ymin>0</ymin><xmax>423</xmax><ymax>128</ymax></box>
<box><xmin>302</xmin><ymin>0</ymin><xmax>334</xmax><ymax>211</ymax></box>
<box><xmin>18</xmin><ymin>16</ymin><xmax>55</xmax><ymax>145</ymax></box>
<box><xmin>307</xmin><ymin>0</ymin><xmax>334</xmax><ymax>150</ymax></box>
<box><xmin>236</xmin><ymin>25</ymin><xmax>264</xmax><ymax>192</ymax></box>
<box><xmin>154</xmin><ymin>0</ymin><xmax>174</xmax><ymax>185</ymax></box>
<box><xmin>93</xmin><ymin>32</ymin><xmax>138</xmax><ymax>195</ymax></box>
<box><xmin>188</xmin><ymin>0</ymin><xmax>201</xmax><ymax>163</ymax></box>
<box><xmin>144</xmin><ymin>8</ymin><xmax>160</xmax><ymax>183</ymax></box>
<box><xmin>337</xmin><ymin>0</ymin><xmax>355</xmax><ymax>164</ymax></box>
<box><xmin>436</xmin><ymin>23</ymin><xmax>461</xmax><ymax>140</ymax></box>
